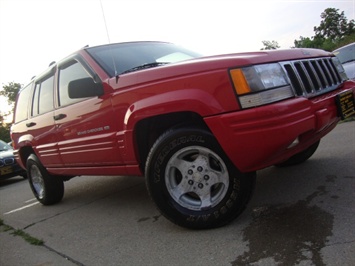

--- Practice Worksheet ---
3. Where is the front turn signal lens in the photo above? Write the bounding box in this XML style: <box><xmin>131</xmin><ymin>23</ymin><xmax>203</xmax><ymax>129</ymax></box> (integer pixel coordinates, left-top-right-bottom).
<box><xmin>229</xmin><ymin>69</ymin><xmax>251</xmax><ymax>95</ymax></box>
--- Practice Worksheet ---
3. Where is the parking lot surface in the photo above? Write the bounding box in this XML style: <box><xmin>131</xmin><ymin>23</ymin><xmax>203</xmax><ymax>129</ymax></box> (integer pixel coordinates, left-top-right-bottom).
<box><xmin>1</xmin><ymin>121</ymin><xmax>354</xmax><ymax>266</ymax></box>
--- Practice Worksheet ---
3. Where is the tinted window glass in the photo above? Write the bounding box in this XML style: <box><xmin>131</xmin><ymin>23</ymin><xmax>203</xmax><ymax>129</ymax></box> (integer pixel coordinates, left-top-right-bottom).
<box><xmin>58</xmin><ymin>61</ymin><xmax>91</xmax><ymax>107</ymax></box>
<box><xmin>86</xmin><ymin>42</ymin><xmax>201</xmax><ymax>76</ymax></box>
<box><xmin>38</xmin><ymin>75</ymin><xmax>54</xmax><ymax>114</ymax></box>
<box><xmin>334</xmin><ymin>43</ymin><xmax>355</xmax><ymax>64</ymax></box>
<box><xmin>14</xmin><ymin>83</ymin><xmax>32</xmax><ymax>122</ymax></box>
<box><xmin>32</xmin><ymin>83</ymin><xmax>40</xmax><ymax>116</ymax></box>
<box><xmin>0</xmin><ymin>140</ymin><xmax>12</xmax><ymax>151</ymax></box>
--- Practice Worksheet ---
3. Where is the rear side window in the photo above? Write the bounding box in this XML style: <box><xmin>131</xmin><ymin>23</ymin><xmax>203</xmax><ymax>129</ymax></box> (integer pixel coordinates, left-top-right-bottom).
<box><xmin>14</xmin><ymin>83</ymin><xmax>32</xmax><ymax>122</ymax></box>
<box><xmin>58</xmin><ymin>61</ymin><xmax>91</xmax><ymax>107</ymax></box>
<box><xmin>32</xmin><ymin>75</ymin><xmax>54</xmax><ymax>116</ymax></box>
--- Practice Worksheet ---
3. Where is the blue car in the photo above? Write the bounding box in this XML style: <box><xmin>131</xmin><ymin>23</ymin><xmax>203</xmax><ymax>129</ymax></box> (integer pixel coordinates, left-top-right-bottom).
<box><xmin>0</xmin><ymin>140</ymin><xmax>26</xmax><ymax>180</ymax></box>
<box><xmin>333</xmin><ymin>43</ymin><xmax>355</xmax><ymax>80</ymax></box>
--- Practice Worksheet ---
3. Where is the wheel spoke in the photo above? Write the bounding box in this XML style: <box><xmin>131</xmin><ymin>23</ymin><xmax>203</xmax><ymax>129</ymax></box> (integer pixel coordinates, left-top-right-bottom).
<box><xmin>168</xmin><ymin>157</ymin><xmax>193</xmax><ymax>174</ymax></box>
<box><xmin>207</xmin><ymin>169</ymin><xmax>229</xmax><ymax>187</ymax></box>
<box><xmin>199</xmin><ymin>193</ymin><xmax>212</xmax><ymax>209</ymax></box>
<box><xmin>171</xmin><ymin>178</ymin><xmax>194</xmax><ymax>199</ymax></box>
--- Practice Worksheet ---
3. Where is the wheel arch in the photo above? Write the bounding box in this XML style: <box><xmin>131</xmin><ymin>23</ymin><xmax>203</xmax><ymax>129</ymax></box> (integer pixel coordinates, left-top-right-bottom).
<box><xmin>134</xmin><ymin>111</ymin><xmax>210</xmax><ymax>173</ymax></box>
<box><xmin>18</xmin><ymin>145</ymin><xmax>36</xmax><ymax>169</ymax></box>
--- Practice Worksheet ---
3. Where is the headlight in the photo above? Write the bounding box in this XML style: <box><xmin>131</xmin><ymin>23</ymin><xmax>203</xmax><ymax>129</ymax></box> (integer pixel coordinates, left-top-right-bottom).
<box><xmin>230</xmin><ymin>63</ymin><xmax>295</xmax><ymax>108</ymax></box>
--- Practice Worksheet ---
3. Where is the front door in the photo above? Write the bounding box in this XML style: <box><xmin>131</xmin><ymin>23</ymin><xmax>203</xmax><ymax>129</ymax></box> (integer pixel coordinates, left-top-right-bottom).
<box><xmin>54</xmin><ymin>59</ymin><xmax>122</xmax><ymax>167</ymax></box>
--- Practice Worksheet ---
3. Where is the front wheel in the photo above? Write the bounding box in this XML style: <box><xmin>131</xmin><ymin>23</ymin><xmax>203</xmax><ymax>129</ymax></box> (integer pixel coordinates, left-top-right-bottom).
<box><xmin>26</xmin><ymin>154</ymin><xmax>64</xmax><ymax>205</ymax></box>
<box><xmin>145</xmin><ymin>127</ymin><xmax>255</xmax><ymax>229</ymax></box>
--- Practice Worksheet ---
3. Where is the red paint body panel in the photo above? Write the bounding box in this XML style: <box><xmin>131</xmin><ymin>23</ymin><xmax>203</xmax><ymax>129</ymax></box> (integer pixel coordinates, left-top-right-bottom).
<box><xmin>205</xmin><ymin>94</ymin><xmax>340</xmax><ymax>172</ymax></box>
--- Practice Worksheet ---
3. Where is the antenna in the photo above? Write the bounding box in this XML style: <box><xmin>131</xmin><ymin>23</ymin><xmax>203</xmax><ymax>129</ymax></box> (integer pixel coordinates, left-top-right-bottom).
<box><xmin>100</xmin><ymin>0</ymin><xmax>119</xmax><ymax>82</ymax></box>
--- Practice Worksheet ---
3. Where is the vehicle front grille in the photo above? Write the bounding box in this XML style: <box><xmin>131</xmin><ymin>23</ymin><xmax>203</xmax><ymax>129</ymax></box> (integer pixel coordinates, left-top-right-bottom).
<box><xmin>281</xmin><ymin>57</ymin><xmax>345</xmax><ymax>97</ymax></box>
<box><xmin>0</xmin><ymin>158</ymin><xmax>15</xmax><ymax>166</ymax></box>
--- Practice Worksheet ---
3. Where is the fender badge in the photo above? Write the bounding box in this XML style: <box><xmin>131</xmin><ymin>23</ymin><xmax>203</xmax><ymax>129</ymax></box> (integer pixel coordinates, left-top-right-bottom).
<box><xmin>301</xmin><ymin>50</ymin><xmax>312</xmax><ymax>56</ymax></box>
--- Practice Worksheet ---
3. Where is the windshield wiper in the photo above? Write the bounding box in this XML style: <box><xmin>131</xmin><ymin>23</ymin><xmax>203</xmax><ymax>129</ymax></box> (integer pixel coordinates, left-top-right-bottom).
<box><xmin>121</xmin><ymin>62</ymin><xmax>169</xmax><ymax>74</ymax></box>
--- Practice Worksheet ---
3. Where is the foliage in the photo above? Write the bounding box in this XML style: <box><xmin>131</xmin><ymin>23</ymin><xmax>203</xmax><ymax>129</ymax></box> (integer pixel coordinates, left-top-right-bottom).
<box><xmin>314</xmin><ymin>8</ymin><xmax>355</xmax><ymax>40</ymax></box>
<box><xmin>0</xmin><ymin>82</ymin><xmax>21</xmax><ymax>142</ymax></box>
<box><xmin>0</xmin><ymin>122</ymin><xmax>11</xmax><ymax>142</ymax></box>
<box><xmin>0</xmin><ymin>82</ymin><xmax>22</xmax><ymax>105</ymax></box>
<box><xmin>0</xmin><ymin>110</ymin><xmax>12</xmax><ymax>142</ymax></box>
<box><xmin>12</xmin><ymin>229</ymin><xmax>44</xmax><ymax>245</ymax></box>
<box><xmin>0</xmin><ymin>219</ymin><xmax>44</xmax><ymax>245</ymax></box>
<box><xmin>261</xmin><ymin>40</ymin><xmax>280</xmax><ymax>50</ymax></box>
<box><xmin>294</xmin><ymin>8</ymin><xmax>355</xmax><ymax>51</ymax></box>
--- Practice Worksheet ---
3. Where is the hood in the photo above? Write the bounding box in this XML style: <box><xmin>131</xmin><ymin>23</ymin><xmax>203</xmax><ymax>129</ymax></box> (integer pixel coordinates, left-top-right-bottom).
<box><xmin>0</xmin><ymin>149</ymin><xmax>14</xmax><ymax>159</ymax></box>
<box><xmin>114</xmin><ymin>48</ymin><xmax>332</xmax><ymax>89</ymax></box>
<box><xmin>342</xmin><ymin>61</ymin><xmax>355</xmax><ymax>80</ymax></box>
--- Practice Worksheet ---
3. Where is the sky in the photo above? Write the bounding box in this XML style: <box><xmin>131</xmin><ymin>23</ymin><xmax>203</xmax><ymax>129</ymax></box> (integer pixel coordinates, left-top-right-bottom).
<box><xmin>0</xmin><ymin>0</ymin><xmax>354</xmax><ymax>114</ymax></box>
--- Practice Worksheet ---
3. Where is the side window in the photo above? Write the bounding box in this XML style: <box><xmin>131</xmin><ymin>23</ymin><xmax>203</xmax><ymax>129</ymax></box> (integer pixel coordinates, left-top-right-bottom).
<box><xmin>31</xmin><ymin>75</ymin><xmax>54</xmax><ymax>116</ymax></box>
<box><xmin>58</xmin><ymin>61</ymin><xmax>91</xmax><ymax>107</ymax></box>
<box><xmin>39</xmin><ymin>76</ymin><xmax>54</xmax><ymax>114</ymax></box>
<box><xmin>14</xmin><ymin>83</ymin><xmax>32</xmax><ymax>123</ymax></box>
<box><xmin>32</xmin><ymin>84</ymin><xmax>40</xmax><ymax>116</ymax></box>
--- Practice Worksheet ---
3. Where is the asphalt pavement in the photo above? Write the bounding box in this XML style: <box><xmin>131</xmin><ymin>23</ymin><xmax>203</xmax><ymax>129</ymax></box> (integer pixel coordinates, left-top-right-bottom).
<box><xmin>0</xmin><ymin>121</ymin><xmax>354</xmax><ymax>266</ymax></box>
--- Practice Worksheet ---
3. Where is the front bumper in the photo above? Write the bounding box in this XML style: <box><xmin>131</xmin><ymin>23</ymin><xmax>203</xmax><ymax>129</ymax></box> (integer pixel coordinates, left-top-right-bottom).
<box><xmin>205</xmin><ymin>84</ymin><xmax>355</xmax><ymax>172</ymax></box>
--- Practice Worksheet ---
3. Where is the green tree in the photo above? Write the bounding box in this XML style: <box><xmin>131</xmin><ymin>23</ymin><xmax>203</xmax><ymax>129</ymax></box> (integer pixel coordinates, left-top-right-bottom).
<box><xmin>0</xmin><ymin>82</ymin><xmax>22</xmax><ymax>106</ymax></box>
<box><xmin>294</xmin><ymin>36</ymin><xmax>316</xmax><ymax>48</ymax></box>
<box><xmin>0</xmin><ymin>110</ymin><xmax>12</xmax><ymax>142</ymax></box>
<box><xmin>294</xmin><ymin>8</ymin><xmax>355</xmax><ymax>51</ymax></box>
<box><xmin>314</xmin><ymin>8</ymin><xmax>355</xmax><ymax>41</ymax></box>
<box><xmin>0</xmin><ymin>120</ymin><xmax>11</xmax><ymax>142</ymax></box>
<box><xmin>0</xmin><ymin>82</ymin><xmax>22</xmax><ymax>142</ymax></box>
<box><xmin>261</xmin><ymin>40</ymin><xmax>280</xmax><ymax>50</ymax></box>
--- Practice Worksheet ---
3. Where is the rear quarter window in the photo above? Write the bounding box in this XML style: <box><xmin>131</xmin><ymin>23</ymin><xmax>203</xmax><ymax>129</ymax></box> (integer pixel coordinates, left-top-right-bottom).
<box><xmin>14</xmin><ymin>83</ymin><xmax>32</xmax><ymax>123</ymax></box>
<box><xmin>31</xmin><ymin>75</ymin><xmax>55</xmax><ymax>116</ymax></box>
<box><xmin>38</xmin><ymin>75</ymin><xmax>54</xmax><ymax>114</ymax></box>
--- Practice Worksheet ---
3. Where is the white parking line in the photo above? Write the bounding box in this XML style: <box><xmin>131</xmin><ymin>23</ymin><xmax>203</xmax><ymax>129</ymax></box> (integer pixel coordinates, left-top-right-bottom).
<box><xmin>4</xmin><ymin>202</ymin><xmax>39</xmax><ymax>215</ymax></box>
<box><xmin>25</xmin><ymin>198</ymin><xmax>37</xmax><ymax>203</ymax></box>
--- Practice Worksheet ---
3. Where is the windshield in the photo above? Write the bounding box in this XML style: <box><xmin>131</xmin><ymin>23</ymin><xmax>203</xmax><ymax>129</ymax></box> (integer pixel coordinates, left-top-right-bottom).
<box><xmin>333</xmin><ymin>43</ymin><xmax>355</xmax><ymax>64</ymax></box>
<box><xmin>0</xmin><ymin>140</ymin><xmax>12</xmax><ymax>152</ymax></box>
<box><xmin>86</xmin><ymin>42</ymin><xmax>202</xmax><ymax>76</ymax></box>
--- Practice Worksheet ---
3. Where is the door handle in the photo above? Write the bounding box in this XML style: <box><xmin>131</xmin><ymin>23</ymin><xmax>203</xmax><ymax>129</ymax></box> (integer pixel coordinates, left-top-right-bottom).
<box><xmin>54</xmin><ymin>114</ymin><xmax>67</xmax><ymax>121</ymax></box>
<box><xmin>26</xmin><ymin>122</ymin><xmax>36</xmax><ymax>127</ymax></box>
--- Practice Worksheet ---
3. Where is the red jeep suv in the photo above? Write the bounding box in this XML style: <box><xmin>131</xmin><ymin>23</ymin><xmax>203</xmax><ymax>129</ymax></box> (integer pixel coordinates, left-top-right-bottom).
<box><xmin>11</xmin><ymin>42</ymin><xmax>355</xmax><ymax>229</ymax></box>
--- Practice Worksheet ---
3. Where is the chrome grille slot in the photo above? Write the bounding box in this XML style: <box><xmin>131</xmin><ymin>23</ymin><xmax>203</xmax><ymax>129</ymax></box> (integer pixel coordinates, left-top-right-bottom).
<box><xmin>295</xmin><ymin>62</ymin><xmax>313</xmax><ymax>93</ymax></box>
<box><xmin>282</xmin><ymin>57</ymin><xmax>345</xmax><ymax>97</ymax></box>
<box><xmin>0</xmin><ymin>158</ymin><xmax>15</xmax><ymax>166</ymax></box>
<box><xmin>303</xmin><ymin>61</ymin><xmax>321</xmax><ymax>91</ymax></box>
<box><xmin>284</xmin><ymin>64</ymin><xmax>304</xmax><ymax>96</ymax></box>
<box><xmin>4</xmin><ymin>158</ymin><xmax>15</xmax><ymax>165</ymax></box>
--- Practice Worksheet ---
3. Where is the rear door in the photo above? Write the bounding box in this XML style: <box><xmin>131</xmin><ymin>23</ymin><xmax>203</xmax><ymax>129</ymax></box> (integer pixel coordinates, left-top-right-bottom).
<box><xmin>27</xmin><ymin>72</ymin><xmax>62</xmax><ymax>167</ymax></box>
<box><xmin>54</xmin><ymin>57</ymin><xmax>122</xmax><ymax>166</ymax></box>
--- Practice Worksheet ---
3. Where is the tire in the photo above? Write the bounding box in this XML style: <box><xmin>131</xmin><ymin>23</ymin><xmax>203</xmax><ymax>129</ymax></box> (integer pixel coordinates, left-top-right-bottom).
<box><xmin>26</xmin><ymin>154</ymin><xmax>64</xmax><ymax>205</ymax></box>
<box><xmin>275</xmin><ymin>140</ymin><xmax>320</xmax><ymax>167</ymax></box>
<box><xmin>145</xmin><ymin>127</ymin><xmax>255</xmax><ymax>229</ymax></box>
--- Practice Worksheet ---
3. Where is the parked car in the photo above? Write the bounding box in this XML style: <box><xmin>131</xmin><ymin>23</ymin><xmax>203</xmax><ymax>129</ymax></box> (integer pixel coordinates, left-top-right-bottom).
<box><xmin>333</xmin><ymin>42</ymin><xmax>355</xmax><ymax>80</ymax></box>
<box><xmin>0</xmin><ymin>140</ymin><xmax>26</xmax><ymax>180</ymax></box>
<box><xmin>11</xmin><ymin>41</ymin><xmax>355</xmax><ymax>229</ymax></box>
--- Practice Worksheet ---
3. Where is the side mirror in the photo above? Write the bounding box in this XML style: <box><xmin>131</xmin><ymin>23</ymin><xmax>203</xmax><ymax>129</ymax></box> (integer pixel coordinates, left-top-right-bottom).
<box><xmin>68</xmin><ymin>77</ymin><xmax>104</xmax><ymax>99</ymax></box>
